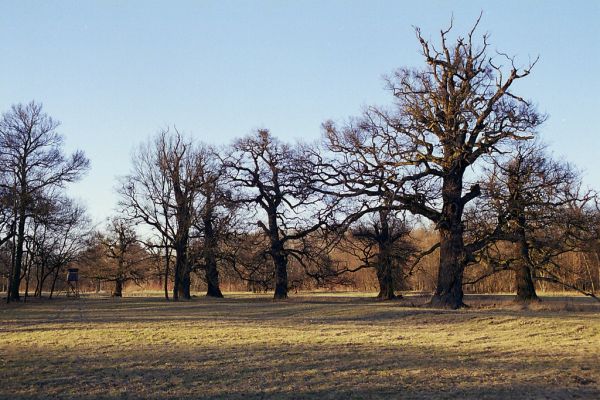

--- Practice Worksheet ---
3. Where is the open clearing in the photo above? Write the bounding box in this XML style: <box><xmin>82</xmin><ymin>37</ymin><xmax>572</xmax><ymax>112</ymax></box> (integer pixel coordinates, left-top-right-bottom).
<box><xmin>1</xmin><ymin>294</ymin><xmax>599</xmax><ymax>399</ymax></box>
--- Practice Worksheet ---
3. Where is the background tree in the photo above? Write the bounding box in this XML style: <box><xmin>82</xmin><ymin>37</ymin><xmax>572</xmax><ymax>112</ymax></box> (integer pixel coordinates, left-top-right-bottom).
<box><xmin>120</xmin><ymin>129</ymin><xmax>219</xmax><ymax>300</ymax></box>
<box><xmin>189</xmin><ymin>145</ymin><xmax>234</xmax><ymax>298</ymax></box>
<box><xmin>460</xmin><ymin>141</ymin><xmax>600</xmax><ymax>302</ymax></box>
<box><xmin>339</xmin><ymin>211</ymin><xmax>417</xmax><ymax>300</ymax></box>
<box><xmin>0</xmin><ymin>101</ymin><xmax>89</xmax><ymax>302</ymax></box>
<box><xmin>312</xmin><ymin>116</ymin><xmax>430</xmax><ymax>300</ymax></box>
<box><xmin>224</xmin><ymin>130</ymin><xmax>332</xmax><ymax>299</ymax></box>
<box><xmin>25</xmin><ymin>196</ymin><xmax>90</xmax><ymax>299</ymax></box>
<box><xmin>92</xmin><ymin>217</ymin><xmax>147</xmax><ymax>297</ymax></box>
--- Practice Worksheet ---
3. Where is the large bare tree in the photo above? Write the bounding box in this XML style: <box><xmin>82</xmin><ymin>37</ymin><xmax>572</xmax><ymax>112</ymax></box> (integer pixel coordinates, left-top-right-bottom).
<box><xmin>321</xmin><ymin>19</ymin><xmax>543</xmax><ymax>308</ymax></box>
<box><xmin>470</xmin><ymin>142</ymin><xmax>598</xmax><ymax>301</ymax></box>
<box><xmin>224</xmin><ymin>130</ymin><xmax>332</xmax><ymax>299</ymax></box>
<box><xmin>120</xmin><ymin>129</ymin><xmax>204</xmax><ymax>300</ymax></box>
<box><xmin>0</xmin><ymin>102</ymin><xmax>89</xmax><ymax>302</ymax></box>
<box><xmin>190</xmin><ymin>148</ymin><xmax>235</xmax><ymax>298</ymax></box>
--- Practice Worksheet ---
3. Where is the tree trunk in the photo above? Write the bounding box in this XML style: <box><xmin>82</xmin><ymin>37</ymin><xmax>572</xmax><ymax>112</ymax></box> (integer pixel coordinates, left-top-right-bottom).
<box><xmin>113</xmin><ymin>279</ymin><xmax>124</xmax><ymax>297</ymax></box>
<box><xmin>175</xmin><ymin>242</ymin><xmax>191</xmax><ymax>300</ymax></box>
<box><xmin>180</xmin><ymin>269</ymin><xmax>191</xmax><ymax>299</ymax></box>
<box><xmin>36</xmin><ymin>263</ymin><xmax>48</xmax><ymax>297</ymax></box>
<box><xmin>204</xmin><ymin>217</ymin><xmax>223</xmax><ymax>298</ymax></box>
<box><xmin>376</xmin><ymin>264</ymin><xmax>396</xmax><ymax>300</ymax></box>
<box><xmin>513</xmin><ymin>226</ymin><xmax>539</xmax><ymax>302</ymax></box>
<box><xmin>164</xmin><ymin>247</ymin><xmax>170</xmax><ymax>301</ymax></box>
<box><xmin>24</xmin><ymin>261</ymin><xmax>32</xmax><ymax>302</ymax></box>
<box><xmin>515</xmin><ymin>262</ymin><xmax>538</xmax><ymax>301</ymax></box>
<box><xmin>172</xmin><ymin>260</ymin><xmax>180</xmax><ymax>301</ymax></box>
<box><xmin>205</xmin><ymin>260</ymin><xmax>223</xmax><ymax>298</ymax></box>
<box><xmin>430</xmin><ymin>173</ymin><xmax>466</xmax><ymax>309</ymax></box>
<box><xmin>173</xmin><ymin>240</ymin><xmax>189</xmax><ymax>300</ymax></box>
<box><xmin>272</xmin><ymin>242</ymin><xmax>288</xmax><ymax>300</ymax></box>
<box><xmin>267</xmin><ymin>209</ymin><xmax>288</xmax><ymax>300</ymax></box>
<box><xmin>49</xmin><ymin>266</ymin><xmax>60</xmax><ymax>299</ymax></box>
<box><xmin>508</xmin><ymin>171</ymin><xmax>540</xmax><ymax>302</ymax></box>
<box><xmin>376</xmin><ymin>210</ymin><xmax>400</xmax><ymax>300</ymax></box>
<box><xmin>375</xmin><ymin>238</ymin><xmax>398</xmax><ymax>300</ymax></box>
<box><xmin>273</xmin><ymin>256</ymin><xmax>288</xmax><ymax>299</ymax></box>
<box><xmin>8</xmin><ymin>213</ymin><xmax>26</xmax><ymax>301</ymax></box>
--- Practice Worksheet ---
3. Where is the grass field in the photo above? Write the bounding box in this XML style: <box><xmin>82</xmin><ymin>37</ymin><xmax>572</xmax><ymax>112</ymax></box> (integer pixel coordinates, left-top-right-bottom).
<box><xmin>1</xmin><ymin>293</ymin><xmax>599</xmax><ymax>399</ymax></box>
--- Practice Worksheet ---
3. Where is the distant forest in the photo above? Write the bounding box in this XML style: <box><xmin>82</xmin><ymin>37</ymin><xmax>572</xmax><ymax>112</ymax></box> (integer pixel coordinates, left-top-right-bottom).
<box><xmin>2</xmin><ymin>19</ymin><xmax>599</xmax><ymax>308</ymax></box>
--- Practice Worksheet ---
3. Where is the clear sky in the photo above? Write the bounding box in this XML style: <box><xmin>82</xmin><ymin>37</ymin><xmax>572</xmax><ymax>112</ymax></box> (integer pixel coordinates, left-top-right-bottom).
<box><xmin>1</xmin><ymin>0</ymin><xmax>598</xmax><ymax>224</ymax></box>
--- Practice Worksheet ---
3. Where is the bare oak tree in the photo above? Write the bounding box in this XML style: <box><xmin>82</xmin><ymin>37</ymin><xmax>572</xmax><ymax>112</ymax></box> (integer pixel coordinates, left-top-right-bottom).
<box><xmin>120</xmin><ymin>129</ymin><xmax>204</xmax><ymax>300</ymax></box>
<box><xmin>92</xmin><ymin>218</ymin><xmax>147</xmax><ymax>297</ymax></box>
<box><xmin>471</xmin><ymin>142</ymin><xmax>598</xmax><ymax>301</ymax></box>
<box><xmin>321</xmin><ymin>19</ymin><xmax>543</xmax><ymax>308</ymax></box>
<box><xmin>224</xmin><ymin>130</ymin><xmax>331</xmax><ymax>299</ymax></box>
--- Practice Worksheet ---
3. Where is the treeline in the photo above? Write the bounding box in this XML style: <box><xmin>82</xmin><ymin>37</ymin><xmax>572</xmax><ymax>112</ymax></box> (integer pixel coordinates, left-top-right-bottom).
<box><xmin>2</xmin><ymin>20</ymin><xmax>599</xmax><ymax>308</ymax></box>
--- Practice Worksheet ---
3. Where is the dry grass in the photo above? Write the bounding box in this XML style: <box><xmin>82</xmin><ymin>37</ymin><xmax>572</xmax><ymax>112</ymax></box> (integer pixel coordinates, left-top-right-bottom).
<box><xmin>0</xmin><ymin>293</ymin><xmax>599</xmax><ymax>399</ymax></box>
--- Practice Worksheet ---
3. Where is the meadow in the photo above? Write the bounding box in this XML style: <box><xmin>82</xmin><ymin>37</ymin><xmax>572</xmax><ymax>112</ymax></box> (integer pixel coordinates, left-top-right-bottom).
<box><xmin>1</xmin><ymin>293</ymin><xmax>599</xmax><ymax>399</ymax></box>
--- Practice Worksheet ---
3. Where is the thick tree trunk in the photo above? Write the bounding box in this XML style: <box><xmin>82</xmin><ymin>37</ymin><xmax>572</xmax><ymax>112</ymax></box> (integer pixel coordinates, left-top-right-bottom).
<box><xmin>430</xmin><ymin>173</ymin><xmax>466</xmax><ymax>309</ymax></box>
<box><xmin>272</xmin><ymin>243</ymin><xmax>288</xmax><ymax>300</ymax></box>
<box><xmin>515</xmin><ymin>262</ymin><xmax>538</xmax><ymax>302</ymax></box>
<box><xmin>173</xmin><ymin>240</ymin><xmax>190</xmax><ymax>300</ymax></box>
<box><xmin>113</xmin><ymin>279</ymin><xmax>124</xmax><ymax>297</ymax></box>
<box><xmin>205</xmin><ymin>261</ymin><xmax>223</xmax><ymax>298</ymax></box>
<box><xmin>376</xmin><ymin>263</ymin><xmax>397</xmax><ymax>300</ymax></box>
<box><xmin>205</xmin><ymin>267</ymin><xmax>222</xmax><ymax>298</ymax></box>
<box><xmin>175</xmin><ymin>243</ymin><xmax>191</xmax><ymax>300</ymax></box>
<box><xmin>180</xmin><ymin>269</ymin><xmax>191</xmax><ymax>299</ymax></box>
<box><xmin>508</xmin><ymin>172</ymin><xmax>540</xmax><ymax>302</ymax></box>
<box><xmin>376</xmin><ymin>211</ymin><xmax>400</xmax><ymax>300</ymax></box>
<box><xmin>266</xmin><ymin>210</ymin><xmax>288</xmax><ymax>300</ymax></box>
<box><xmin>513</xmin><ymin>226</ymin><xmax>539</xmax><ymax>302</ymax></box>
<box><xmin>375</xmin><ymin>242</ymin><xmax>398</xmax><ymax>300</ymax></box>
<box><xmin>273</xmin><ymin>257</ymin><xmax>288</xmax><ymax>299</ymax></box>
<box><xmin>204</xmin><ymin>217</ymin><xmax>223</xmax><ymax>298</ymax></box>
<box><xmin>172</xmin><ymin>186</ymin><xmax>192</xmax><ymax>300</ymax></box>
<box><xmin>431</xmin><ymin>226</ymin><xmax>466</xmax><ymax>308</ymax></box>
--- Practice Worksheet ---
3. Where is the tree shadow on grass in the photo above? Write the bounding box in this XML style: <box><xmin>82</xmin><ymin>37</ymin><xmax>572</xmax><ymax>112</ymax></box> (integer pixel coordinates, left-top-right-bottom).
<box><xmin>1</xmin><ymin>341</ymin><xmax>598</xmax><ymax>399</ymax></box>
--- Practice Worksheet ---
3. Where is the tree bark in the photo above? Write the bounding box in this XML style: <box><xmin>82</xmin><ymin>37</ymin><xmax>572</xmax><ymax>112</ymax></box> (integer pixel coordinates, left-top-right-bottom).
<box><xmin>204</xmin><ymin>217</ymin><xmax>223</xmax><ymax>298</ymax></box>
<box><xmin>272</xmin><ymin>241</ymin><xmax>288</xmax><ymax>300</ymax></box>
<box><xmin>513</xmin><ymin>226</ymin><xmax>539</xmax><ymax>302</ymax></box>
<box><xmin>205</xmin><ymin>265</ymin><xmax>222</xmax><ymax>297</ymax></box>
<box><xmin>376</xmin><ymin>260</ymin><xmax>397</xmax><ymax>300</ymax></box>
<box><xmin>430</xmin><ymin>173</ymin><xmax>466</xmax><ymax>309</ymax></box>
<box><xmin>515</xmin><ymin>261</ymin><xmax>538</xmax><ymax>302</ymax></box>
<box><xmin>113</xmin><ymin>279</ymin><xmax>124</xmax><ymax>297</ymax></box>
<box><xmin>175</xmin><ymin>240</ymin><xmax>191</xmax><ymax>300</ymax></box>
<box><xmin>180</xmin><ymin>268</ymin><xmax>191</xmax><ymax>299</ymax></box>
<box><xmin>173</xmin><ymin>204</ymin><xmax>191</xmax><ymax>300</ymax></box>
<box><xmin>273</xmin><ymin>256</ymin><xmax>288</xmax><ymax>299</ymax></box>
<box><xmin>507</xmin><ymin>169</ymin><xmax>540</xmax><ymax>303</ymax></box>
<box><xmin>375</xmin><ymin>226</ymin><xmax>398</xmax><ymax>300</ymax></box>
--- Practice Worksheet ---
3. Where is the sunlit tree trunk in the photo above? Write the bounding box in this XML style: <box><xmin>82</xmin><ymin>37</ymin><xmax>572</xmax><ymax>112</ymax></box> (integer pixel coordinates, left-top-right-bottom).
<box><xmin>430</xmin><ymin>173</ymin><xmax>466</xmax><ymax>309</ymax></box>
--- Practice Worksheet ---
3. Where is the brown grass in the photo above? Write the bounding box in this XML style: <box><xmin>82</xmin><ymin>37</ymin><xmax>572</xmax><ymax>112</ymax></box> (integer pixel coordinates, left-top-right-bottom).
<box><xmin>1</xmin><ymin>293</ymin><xmax>599</xmax><ymax>399</ymax></box>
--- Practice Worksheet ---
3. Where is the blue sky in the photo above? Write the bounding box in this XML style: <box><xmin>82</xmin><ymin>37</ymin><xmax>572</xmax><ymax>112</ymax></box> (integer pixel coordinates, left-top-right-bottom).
<box><xmin>1</xmin><ymin>1</ymin><xmax>598</xmax><ymax>223</ymax></box>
